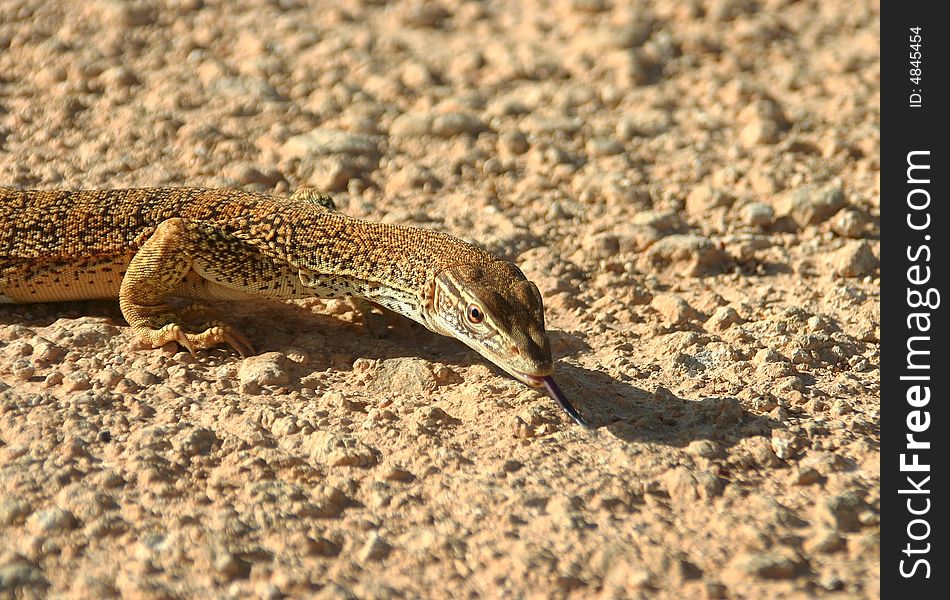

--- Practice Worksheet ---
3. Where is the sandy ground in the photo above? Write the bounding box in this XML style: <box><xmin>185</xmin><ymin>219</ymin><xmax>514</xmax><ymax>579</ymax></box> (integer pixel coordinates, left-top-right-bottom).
<box><xmin>0</xmin><ymin>0</ymin><xmax>880</xmax><ymax>598</ymax></box>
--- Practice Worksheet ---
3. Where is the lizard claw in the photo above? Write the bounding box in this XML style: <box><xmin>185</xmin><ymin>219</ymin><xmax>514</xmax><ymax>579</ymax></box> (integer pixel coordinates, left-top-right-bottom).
<box><xmin>221</xmin><ymin>328</ymin><xmax>255</xmax><ymax>358</ymax></box>
<box><xmin>173</xmin><ymin>327</ymin><xmax>197</xmax><ymax>356</ymax></box>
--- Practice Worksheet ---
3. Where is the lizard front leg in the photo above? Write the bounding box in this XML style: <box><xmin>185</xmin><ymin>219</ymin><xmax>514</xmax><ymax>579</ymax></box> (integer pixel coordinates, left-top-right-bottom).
<box><xmin>119</xmin><ymin>218</ymin><xmax>254</xmax><ymax>356</ymax></box>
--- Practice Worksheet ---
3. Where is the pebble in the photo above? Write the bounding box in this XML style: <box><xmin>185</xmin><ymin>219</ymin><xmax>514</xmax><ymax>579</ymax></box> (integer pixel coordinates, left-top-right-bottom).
<box><xmin>661</xmin><ymin>467</ymin><xmax>723</xmax><ymax>501</ymax></box>
<box><xmin>431</xmin><ymin>113</ymin><xmax>487</xmax><ymax>138</ymax></box>
<box><xmin>745</xmin><ymin>437</ymin><xmax>781</xmax><ymax>468</ymax></box>
<box><xmin>728</xmin><ymin>552</ymin><xmax>799</xmax><ymax>579</ymax></box>
<box><xmin>616</xmin><ymin>110</ymin><xmax>671</xmax><ymax>139</ymax></box>
<box><xmin>11</xmin><ymin>360</ymin><xmax>35</xmax><ymax>381</ymax></box>
<box><xmin>307</xmin><ymin>431</ymin><xmax>378</xmax><ymax>467</ymax></box>
<box><xmin>238</xmin><ymin>352</ymin><xmax>290</xmax><ymax>391</ymax></box>
<box><xmin>310</xmin><ymin>485</ymin><xmax>348</xmax><ymax>518</ymax></box>
<box><xmin>770</xmin><ymin>431</ymin><xmax>802</xmax><ymax>460</ymax></box>
<box><xmin>498</xmin><ymin>130</ymin><xmax>529</xmax><ymax>155</ymax></box>
<box><xmin>738</xmin><ymin>202</ymin><xmax>775</xmax><ymax>227</ymax></box>
<box><xmin>399</xmin><ymin>2</ymin><xmax>449</xmax><ymax>27</ymax></box>
<box><xmin>30</xmin><ymin>338</ymin><xmax>65</xmax><ymax>365</ymax></box>
<box><xmin>779</xmin><ymin>184</ymin><xmax>847</xmax><ymax>227</ymax></box>
<box><xmin>586</xmin><ymin>137</ymin><xmax>624</xmax><ymax>157</ymax></box>
<box><xmin>829</xmin><ymin>240</ymin><xmax>878</xmax><ymax>277</ymax></box>
<box><xmin>830</xmin><ymin>208</ymin><xmax>869</xmax><ymax>238</ymax></box>
<box><xmin>213</xmin><ymin>551</ymin><xmax>251</xmax><ymax>580</ymax></box>
<box><xmin>705</xmin><ymin>306</ymin><xmax>742</xmax><ymax>331</ymax></box>
<box><xmin>172</xmin><ymin>427</ymin><xmax>219</xmax><ymax>458</ymax></box>
<box><xmin>280</xmin><ymin>129</ymin><xmax>379</xmax><ymax>161</ymax></box>
<box><xmin>739</xmin><ymin>118</ymin><xmax>781</xmax><ymax>147</ymax></box>
<box><xmin>386</xmin><ymin>164</ymin><xmax>441</xmax><ymax>193</ymax></box>
<box><xmin>651</xmin><ymin>294</ymin><xmax>699</xmax><ymax>325</ymax></box>
<box><xmin>372</xmin><ymin>358</ymin><xmax>437</xmax><ymax>395</ymax></box>
<box><xmin>62</xmin><ymin>372</ymin><xmax>92</xmax><ymax>392</ymax></box>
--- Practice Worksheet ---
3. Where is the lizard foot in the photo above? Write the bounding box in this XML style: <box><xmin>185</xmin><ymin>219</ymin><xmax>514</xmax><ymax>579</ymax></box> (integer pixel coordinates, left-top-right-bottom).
<box><xmin>137</xmin><ymin>321</ymin><xmax>255</xmax><ymax>357</ymax></box>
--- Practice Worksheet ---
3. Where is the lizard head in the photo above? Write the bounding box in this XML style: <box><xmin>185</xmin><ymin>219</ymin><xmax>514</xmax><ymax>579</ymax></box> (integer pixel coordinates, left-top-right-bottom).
<box><xmin>428</xmin><ymin>261</ymin><xmax>552</xmax><ymax>383</ymax></box>
<box><xmin>425</xmin><ymin>261</ymin><xmax>592</xmax><ymax>429</ymax></box>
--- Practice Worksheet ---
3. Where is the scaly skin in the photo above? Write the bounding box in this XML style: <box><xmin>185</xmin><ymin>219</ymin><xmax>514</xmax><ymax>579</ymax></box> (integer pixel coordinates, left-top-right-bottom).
<box><xmin>0</xmin><ymin>187</ymin><xmax>590</xmax><ymax>427</ymax></box>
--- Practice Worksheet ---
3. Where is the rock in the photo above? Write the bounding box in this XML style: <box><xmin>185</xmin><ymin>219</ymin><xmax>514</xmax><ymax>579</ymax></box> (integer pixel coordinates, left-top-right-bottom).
<box><xmin>498</xmin><ymin>130</ymin><xmax>529</xmax><ymax>155</ymax></box>
<box><xmin>651</xmin><ymin>294</ymin><xmax>699</xmax><ymax>325</ymax></box>
<box><xmin>371</xmin><ymin>358</ymin><xmax>437</xmax><ymax>395</ymax></box>
<box><xmin>686</xmin><ymin>440</ymin><xmax>722</xmax><ymax>459</ymax></box>
<box><xmin>616</xmin><ymin>109</ymin><xmax>671</xmax><ymax>139</ymax></box>
<box><xmin>386</xmin><ymin>164</ymin><xmax>441</xmax><ymax>193</ymax></box>
<box><xmin>770</xmin><ymin>431</ymin><xmax>803</xmax><ymax>460</ymax></box>
<box><xmin>389</xmin><ymin>112</ymin><xmax>435</xmax><ymax>136</ymax></box>
<box><xmin>581</xmin><ymin>232</ymin><xmax>620</xmax><ymax>259</ymax></box>
<box><xmin>26</xmin><ymin>507</ymin><xmax>76</xmax><ymax>534</ymax></box>
<box><xmin>686</xmin><ymin>185</ymin><xmax>733</xmax><ymax>215</ymax></box>
<box><xmin>815</xmin><ymin>492</ymin><xmax>866</xmax><ymax>533</ymax></box>
<box><xmin>662</xmin><ymin>467</ymin><xmax>723</xmax><ymax>501</ymax></box>
<box><xmin>63</xmin><ymin>371</ymin><xmax>92</xmax><ymax>392</ymax></box>
<box><xmin>586</xmin><ymin>137</ymin><xmax>624</xmax><ymax>157</ymax></box>
<box><xmin>829</xmin><ymin>240</ymin><xmax>878</xmax><ymax>277</ymax></box>
<box><xmin>307</xmin><ymin>431</ymin><xmax>378</xmax><ymax>467</ymax></box>
<box><xmin>738</xmin><ymin>202</ymin><xmax>774</xmax><ymax>227</ymax></box>
<box><xmin>213</xmin><ymin>550</ymin><xmax>251</xmax><ymax>580</ymax></box>
<box><xmin>55</xmin><ymin>485</ymin><xmax>117</xmax><ymax>522</ymax></box>
<box><xmin>705</xmin><ymin>306</ymin><xmax>742</xmax><ymax>331</ymax></box>
<box><xmin>728</xmin><ymin>552</ymin><xmax>799</xmax><ymax>579</ymax></box>
<box><xmin>0</xmin><ymin>498</ymin><xmax>33</xmax><ymax>525</ymax></box>
<box><xmin>778</xmin><ymin>184</ymin><xmax>847</xmax><ymax>227</ymax></box>
<box><xmin>631</xmin><ymin>210</ymin><xmax>683</xmax><ymax>232</ymax></box>
<box><xmin>228</xmin><ymin>163</ymin><xmax>283</xmax><ymax>187</ymax></box>
<box><xmin>790</xmin><ymin>466</ymin><xmax>822</xmax><ymax>485</ymax></box>
<box><xmin>238</xmin><ymin>352</ymin><xmax>290</xmax><ymax>391</ymax></box>
<box><xmin>359</xmin><ymin>533</ymin><xmax>391</xmax><ymax>561</ymax></box>
<box><xmin>644</xmin><ymin>234</ymin><xmax>729</xmax><ymax>276</ymax></box>
<box><xmin>172</xmin><ymin>427</ymin><xmax>219</xmax><ymax>457</ymax></box>
<box><xmin>739</xmin><ymin>118</ymin><xmax>781</xmax><ymax>147</ymax></box>
<box><xmin>803</xmin><ymin>529</ymin><xmax>846</xmax><ymax>554</ymax></box>
<box><xmin>10</xmin><ymin>360</ymin><xmax>34</xmax><ymax>381</ymax></box>
<box><xmin>830</xmin><ymin>208</ymin><xmax>870</xmax><ymax>238</ymax></box>
<box><xmin>101</xmin><ymin>65</ymin><xmax>139</xmax><ymax>88</ymax></box>
<box><xmin>30</xmin><ymin>338</ymin><xmax>65</xmax><ymax>365</ymax></box>
<box><xmin>310</xmin><ymin>485</ymin><xmax>348</xmax><ymax>518</ymax></box>
<box><xmin>745</xmin><ymin>437</ymin><xmax>781</xmax><ymax>468</ymax></box>
<box><xmin>432</xmin><ymin>112</ymin><xmax>487</xmax><ymax>138</ymax></box>
<box><xmin>399</xmin><ymin>2</ymin><xmax>449</xmax><ymax>27</ymax></box>
<box><xmin>280</xmin><ymin>129</ymin><xmax>380</xmax><ymax>160</ymax></box>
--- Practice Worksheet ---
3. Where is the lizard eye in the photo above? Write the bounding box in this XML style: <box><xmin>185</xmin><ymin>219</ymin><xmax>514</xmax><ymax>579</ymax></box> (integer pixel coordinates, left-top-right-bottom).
<box><xmin>466</xmin><ymin>304</ymin><xmax>484</xmax><ymax>324</ymax></box>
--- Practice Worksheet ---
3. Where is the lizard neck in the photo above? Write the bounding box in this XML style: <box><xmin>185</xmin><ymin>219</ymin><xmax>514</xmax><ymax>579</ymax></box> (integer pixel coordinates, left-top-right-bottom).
<box><xmin>287</xmin><ymin>211</ymin><xmax>496</xmax><ymax>327</ymax></box>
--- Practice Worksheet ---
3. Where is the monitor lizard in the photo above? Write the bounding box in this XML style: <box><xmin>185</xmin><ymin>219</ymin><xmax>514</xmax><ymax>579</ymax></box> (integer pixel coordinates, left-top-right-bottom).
<box><xmin>0</xmin><ymin>187</ymin><xmax>590</xmax><ymax>428</ymax></box>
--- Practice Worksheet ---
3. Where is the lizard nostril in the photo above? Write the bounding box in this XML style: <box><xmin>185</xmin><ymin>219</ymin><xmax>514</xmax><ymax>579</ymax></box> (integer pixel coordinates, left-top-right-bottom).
<box><xmin>510</xmin><ymin>346</ymin><xmax>520</xmax><ymax>356</ymax></box>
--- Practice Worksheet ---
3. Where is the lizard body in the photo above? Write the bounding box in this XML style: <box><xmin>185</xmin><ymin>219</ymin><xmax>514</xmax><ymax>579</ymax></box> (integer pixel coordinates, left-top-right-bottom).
<box><xmin>1</xmin><ymin>187</ymin><xmax>590</xmax><ymax>427</ymax></box>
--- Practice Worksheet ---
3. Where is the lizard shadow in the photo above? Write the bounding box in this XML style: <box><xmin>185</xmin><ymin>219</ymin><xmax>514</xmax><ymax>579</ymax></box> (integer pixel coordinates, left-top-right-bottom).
<box><xmin>551</xmin><ymin>361</ymin><xmax>780</xmax><ymax>447</ymax></box>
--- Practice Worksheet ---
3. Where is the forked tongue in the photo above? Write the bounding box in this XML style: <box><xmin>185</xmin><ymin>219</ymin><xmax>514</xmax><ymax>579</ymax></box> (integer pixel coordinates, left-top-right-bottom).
<box><xmin>540</xmin><ymin>376</ymin><xmax>593</xmax><ymax>430</ymax></box>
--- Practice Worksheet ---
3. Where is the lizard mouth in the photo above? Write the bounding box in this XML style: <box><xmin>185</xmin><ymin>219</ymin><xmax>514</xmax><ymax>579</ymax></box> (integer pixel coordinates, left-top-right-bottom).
<box><xmin>515</xmin><ymin>371</ymin><xmax>592</xmax><ymax>430</ymax></box>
